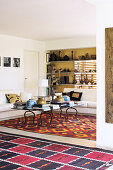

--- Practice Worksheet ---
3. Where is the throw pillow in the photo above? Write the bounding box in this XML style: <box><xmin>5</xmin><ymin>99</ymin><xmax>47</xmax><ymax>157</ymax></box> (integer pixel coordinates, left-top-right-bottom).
<box><xmin>6</xmin><ymin>94</ymin><xmax>22</xmax><ymax>104</ymax></box>
<box><xmin>70</xmin><ymin>91</ymin><xmax>82</xmax><ymax>101</ymax></box>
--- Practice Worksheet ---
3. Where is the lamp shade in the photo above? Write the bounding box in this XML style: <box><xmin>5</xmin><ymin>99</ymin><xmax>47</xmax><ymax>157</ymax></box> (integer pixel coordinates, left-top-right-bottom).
<box><xmin>38</xmin><ymin>79</ymin><xmax>48</xmax><ymax>87</ymax></box>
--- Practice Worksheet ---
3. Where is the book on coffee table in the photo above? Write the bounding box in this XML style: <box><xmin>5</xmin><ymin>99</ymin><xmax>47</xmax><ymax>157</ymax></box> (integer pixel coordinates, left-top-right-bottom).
<box><xmin>33</xmin><ymin>104</ymin><xmax>50</xmax><ymax>108</ymax></box>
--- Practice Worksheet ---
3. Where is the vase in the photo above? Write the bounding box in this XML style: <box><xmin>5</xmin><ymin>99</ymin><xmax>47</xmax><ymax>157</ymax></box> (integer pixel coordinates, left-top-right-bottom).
<box><xmin>63</xmin><ymin>96</ymin><xmax>70</xmax><ymax>101</ymax></box>
<box><xmin>54</xmin><ymin>95</ymin><xmax>64</xmax><ymax>102</ymax></box>
<box><xmin>26</xmin><ymin>99</ymin><xmax>37</xmax><ymax>109</ymax></box>
<box><xmin>37</xmin><ymin>97</ymin><xmax>46</xmax><ymax>105</ymax></box>
<box><xmin>73</xmin><ymin>75</ymin><xmax>77</xmax><ymax>84</ymax></box>
<box><xmin>90</xmin><ymin>74</ymin><xmax>94</xmax><ymax>85</ymax></box>
<box><xmin>80</xmin><ymin>74</ymin><xmax>84</xmax><ymax>84</ymax></box>
<box><xmin>84</xmin><ymin>74</ymin><xmax>89</xmax><ymax>84</ymax></box>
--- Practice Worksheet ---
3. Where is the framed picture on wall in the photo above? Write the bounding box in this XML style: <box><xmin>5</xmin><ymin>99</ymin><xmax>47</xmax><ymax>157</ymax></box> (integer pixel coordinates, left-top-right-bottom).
<box><xmin>0</xmin><ymin>56</ymin><xmax>1</xmax><ymax>66</ymax></box>
<box><xmin>13</xmin><ymin>58</ymin><xmax>20</xmax><ymax>67</ymax></box>
<box><xmin>3</xmin><ymin>57</ymin><xmax>11</xmax><ymax>67</ymax></box>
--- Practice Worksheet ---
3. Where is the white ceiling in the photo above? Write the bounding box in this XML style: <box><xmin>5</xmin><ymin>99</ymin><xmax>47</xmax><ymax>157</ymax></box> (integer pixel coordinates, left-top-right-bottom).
<box><xmin>0</xmin><ymin>0</ymin><xmax>96</xmax><ymax>41</ymax></box>
<box><xmin>85</xmin><ymin>0</ymin><xmax>113</xmax><ymax>5</ymax></box>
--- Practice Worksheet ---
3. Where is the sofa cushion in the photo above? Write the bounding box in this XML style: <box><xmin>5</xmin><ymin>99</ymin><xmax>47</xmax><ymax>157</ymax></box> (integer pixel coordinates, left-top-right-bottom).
<box><xmin>6</xmin><ymin>94</ymin><xmax>22</xmax><ymax>104</ymax></box>
<box><xmin>0</xmin><ymin>90</ymin><xmax>21</xmax><ymax>104</ymax></box>
<box><xmin>0</xmin><ymin>93</ymin><xmax>7</xmax><ymax>105</ymax></box>
<box><xmin>0</xmin><ymin>104</ymin><xmax>14</xmax><ymax>111</ymax></box>
<box><xmin>87</xmin><ymin>101</ymin><xmax>96</xmax><ymax>108</ymax></box>
<box><xmin>70</xmin><ymin>91</ymin><xmax>82</xmax><ymax>101</ymax></box>
<box><xmin>20</xmin><ymin>92</ymin><xmax>32</xmax><ymax>102</ymax></box>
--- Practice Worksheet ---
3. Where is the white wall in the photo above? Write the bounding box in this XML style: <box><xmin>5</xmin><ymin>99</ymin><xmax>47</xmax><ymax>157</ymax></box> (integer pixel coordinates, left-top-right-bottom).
<box><xmin>0</xmin><ymin>34</ymin><xmax>45</xmax><ymax>91</ymax></box>
<box><xmin>96</xmin><ymin>3</ymin><xmax>113</xmax><ymax>149</ymax></box>
<box><xmin>46</xmin><ymin>36</ymin><xmax>96</xmax><ymax>50</ymax></box>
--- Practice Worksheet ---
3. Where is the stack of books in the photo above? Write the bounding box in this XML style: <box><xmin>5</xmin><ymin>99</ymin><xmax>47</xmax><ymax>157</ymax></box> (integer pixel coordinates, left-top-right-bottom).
<box><xmin>33</xmin><ymin>104</ymin><xmax>50</xmax><ymax>108</ymax></box>
<box><xmin>14</xmin><ymin>102</ymin><xmax>26</xmax><ymax>110</ymax></box>
<box><xmin>50</xmin><ymin>104</ymin><xmax>60</xmax><ymax>110</ymax></box>
<box><xmin>66</xmin><ymin>101</ymin><xmax>75</xmax><ymax>107</ymax></box>
<box><xmin>32</xmin><ymin>104</ymin><xmax>51</xmax><ymax>111</ymax></box>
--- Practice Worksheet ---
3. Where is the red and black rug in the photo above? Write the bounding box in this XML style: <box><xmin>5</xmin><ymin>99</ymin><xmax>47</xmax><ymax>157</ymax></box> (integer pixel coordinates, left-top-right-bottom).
<box><xmin>0</xmin><ymin>131</ymin><xmax>113</xmax><ymax>169</ymax></box>
<box><xmin>0</xmin><ymin>113</ymin><xmax>96</xmax><ymax>140</ymax></box>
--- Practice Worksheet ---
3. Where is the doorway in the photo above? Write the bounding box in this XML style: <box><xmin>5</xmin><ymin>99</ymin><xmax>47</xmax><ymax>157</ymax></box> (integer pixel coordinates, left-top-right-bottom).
<box><xmin>24</xmin><ymin>50</ymin><xmax>39</xmax><ymax>96</ymax></box>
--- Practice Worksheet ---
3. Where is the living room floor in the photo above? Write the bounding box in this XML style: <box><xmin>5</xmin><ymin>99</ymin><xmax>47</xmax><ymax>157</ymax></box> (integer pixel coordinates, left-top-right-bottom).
<box><xmin>0</xmin><ymin>126</ymin><xmax>96</xmax><ymax>148</ymax></box>
<box><xmin>0</xmin><ymin>110</ymin><xmax>96</xmax><ymax>148</ymax></box>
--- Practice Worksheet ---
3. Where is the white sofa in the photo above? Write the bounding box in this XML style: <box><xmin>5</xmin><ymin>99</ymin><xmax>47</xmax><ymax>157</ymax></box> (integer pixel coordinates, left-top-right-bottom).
<box><xmin>0</xmin><ymin>90</ymin><xmax>32</xmax><ymax>120</ymax></box>
<box><xmin>62</xmin><ymin>88</ymin><xmax>96</xmax><ymax>115</ymax></box>
<box><xmin>0</xmin><ymin>88</ymin><xmax>96</xmax><ymax>121</ymax></box>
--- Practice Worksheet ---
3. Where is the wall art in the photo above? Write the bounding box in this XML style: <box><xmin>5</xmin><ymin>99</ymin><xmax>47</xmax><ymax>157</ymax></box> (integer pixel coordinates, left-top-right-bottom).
<box><xmin>3</xmin><ymin>57</ymin><xmax>11</xmax><ymax>67</ymax></box>
<box><xmin>13</xmin><ymin>58</ymin><xmax>20</xmax><ymax>67</ymax></box>
<box><xmin>105</xmin><ymin>27</ymin><xmax>113</xmax><ymax>123</ymax></box>
<box><xmin>0</xmin><ymin>56</ymin><xmax>1</xmax><ymax>66</ymax></box>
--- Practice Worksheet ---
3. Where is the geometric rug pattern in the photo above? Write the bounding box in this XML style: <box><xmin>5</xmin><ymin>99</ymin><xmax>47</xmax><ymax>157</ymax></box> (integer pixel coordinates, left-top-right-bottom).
<box><xmin>0</xmin><ymin>113</ymin><xmax>96</xmax><ymax>140</ymax></box>
<box><xmin>0</xmin><ymin>131</ymin><xmax>112</xmax><ymax>170</ymax></box>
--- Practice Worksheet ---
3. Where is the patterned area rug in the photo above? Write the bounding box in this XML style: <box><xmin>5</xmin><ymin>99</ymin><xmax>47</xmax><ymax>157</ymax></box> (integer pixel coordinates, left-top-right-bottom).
<box><xmin>0</xmin><ymin>113</ymin><xmax>96</xmax><ymax>141</ymax></box>
<box><xmin>0</xmin><ymin>131</ymin><xmax>113</xmax><ymax>170</ymax></box>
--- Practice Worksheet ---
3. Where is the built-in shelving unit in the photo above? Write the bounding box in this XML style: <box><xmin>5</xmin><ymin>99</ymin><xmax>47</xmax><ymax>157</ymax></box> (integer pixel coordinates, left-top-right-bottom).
<box><xmin>46</xmin><ymin>47</ymin><xmax>96</xmax><ymax>94</ymax></box>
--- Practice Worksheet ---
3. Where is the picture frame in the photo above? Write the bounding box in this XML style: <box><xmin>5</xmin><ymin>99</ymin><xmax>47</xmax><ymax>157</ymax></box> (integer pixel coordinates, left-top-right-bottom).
<box><xmin>13</xmin><ymin>58</ymin><xmax>20</xmax><ymax>67</ymax></box>
<box><xmin>105</xmin><ymin>27</ymin><xmax>113</xmax><ymax>123</ymax></box>
<box><xmin>0</xmin><ymin>56</ymin><xmax>1</xmax><ymax>66</ymax></box>
<box><xmin>3</xmin><ymin>57</ymin><xmax>11</xmax><ymax>67</ymax></box>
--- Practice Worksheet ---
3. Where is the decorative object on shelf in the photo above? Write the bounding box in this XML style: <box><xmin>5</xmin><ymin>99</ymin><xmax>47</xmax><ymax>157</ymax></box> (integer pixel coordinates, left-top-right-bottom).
<box><xmin>73</xmin><ymin>75</ymin><xmax>77</xmax><ymax>84</ymax></box>
<box><xmin>84</xmin><ymin>74</ymin><xmax>89</xmax><ymax>84</ymax></box>
<box><xmin>71</xmin><ymin>51</ymin><xmax>74</xmax><ymax>60</ymax></box>
<box><xmin>90</xmin><ymin>74</ymin><xmax>94</xmax><ymax>85</ymax></box>
<box><xmin>91</xmin><ymin>55</ymin><xmax>96</xmax><ymax>60</ymax></box>
<box><xmin>37</xmin><ymin>97</ymin><xmax>46</xmax><ymax>105</ymax></box>
<box><xmin>60</xmin><ymin>76</ymin><xmax>69</xmax><ymax>84</ymax></box>
<box><xmin>80</xmin><ymin>74</ymin><xmax>84</xmax><ymax>84</ymax></box>
<box><xmin>85</xmin><ymin>53</ymin><xmax>90</xmax><ymax>60</ymax></box>
<box><xmin>58</xmin><ymin>68</ymin><xmax>62</xmax><ymax>84</ymax></box>
<box><xmin>77</xmin><ymin>63</ymin><xmax>80</xmax><ymax>72</ymax></box>
<box><xmin>38</xmin><ymin>79</ymin><xmax>48</xmax><ymax>96</ymax></box>
<box><xmin>49</xmin><ymin>52</ymin><xmax>57</xmax><ymax>61</ymax></box>
<box><xmin>51</xmin><ymin>65</ymin><xmax>56</xmax><ymax>74</ymax></box>
<box><xmin>58</xmin><ymin>50</ymin><xmax>62</xmax><ymax>61</ymax></box>
<box><xmin>54</xmin><ymin>95</ymin><xmax>64</xmax><ymax>102</ymax></box>
<box><xmin>63</xmin><ymin>55</ymin><xmax>70</xmax><ymax>61</ymax></box>
<box><xmin>26</xmin><ymin>99</ymin><xmax>37</xmax><ymax>109</ymax></box>
<box><xmin>79</xmin><ymin>55</ymin><xmax>85</xmax><ymax>60</ymax></box>
<box><xmin>74</xmin><ymin>69</ymin><xmax>79</xmax><ymax>72</ymax></box>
